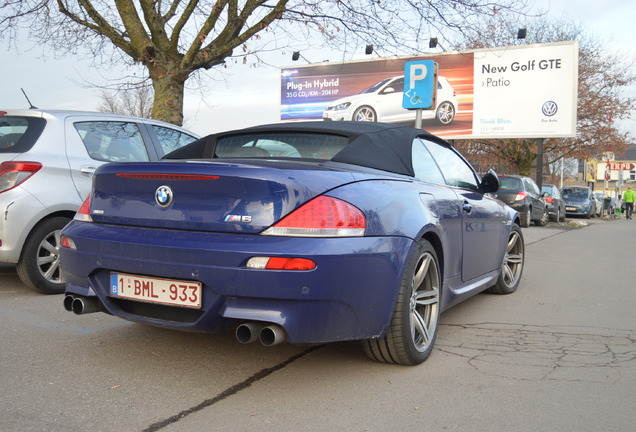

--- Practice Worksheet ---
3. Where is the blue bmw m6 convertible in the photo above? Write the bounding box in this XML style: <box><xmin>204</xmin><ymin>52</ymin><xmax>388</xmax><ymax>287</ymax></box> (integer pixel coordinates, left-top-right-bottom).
<box><xmin>60</xmin><ymin>121</ymin><xmax>524</xmax><ymax>365</ymax></box>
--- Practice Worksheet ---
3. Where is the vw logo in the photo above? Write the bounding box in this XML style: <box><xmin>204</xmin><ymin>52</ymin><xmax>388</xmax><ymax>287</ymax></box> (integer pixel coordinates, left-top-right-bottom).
<box><xmin>155</xmin><ymin>185</ymin><xmax>173</xmax><ymax>207</ymax></box>
<box><xmin>542</xmin><ymin>101</ymin><xmax>558</xmax><ymax>117</ymax></box>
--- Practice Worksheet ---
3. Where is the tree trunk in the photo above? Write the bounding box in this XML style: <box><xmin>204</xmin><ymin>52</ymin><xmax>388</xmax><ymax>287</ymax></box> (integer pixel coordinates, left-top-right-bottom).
<box><xmin>151</xmin><ymin>75</ymin><xmax>186</xmax><ymax>126</ymax></box>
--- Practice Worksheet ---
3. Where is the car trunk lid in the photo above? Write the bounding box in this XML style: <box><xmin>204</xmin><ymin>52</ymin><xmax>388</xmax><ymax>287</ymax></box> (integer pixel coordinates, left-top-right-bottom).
<box><xmin>89</xmin><ymin>160</ymin><xmax>367</xmax><ymax>234</ymax></box>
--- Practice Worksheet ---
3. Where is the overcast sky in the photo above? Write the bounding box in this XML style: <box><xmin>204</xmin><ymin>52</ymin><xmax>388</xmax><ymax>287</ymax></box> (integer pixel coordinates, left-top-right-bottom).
<box><xmin>1</xmin><ymin>0</ymin><xmax>634</xmax><ymax>138</ymax></box>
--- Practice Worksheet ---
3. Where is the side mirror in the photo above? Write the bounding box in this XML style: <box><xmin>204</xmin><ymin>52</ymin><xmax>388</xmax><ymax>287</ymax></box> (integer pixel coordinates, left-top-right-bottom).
<box><xmin>480</xmin><ymin>169</ymin><xmax>499</xmax><ymax>193</ymax></box>
<box><xmin>382</xmin><ymin>87</ymin><xmax>395</xmax><ymax>94</ymax></box>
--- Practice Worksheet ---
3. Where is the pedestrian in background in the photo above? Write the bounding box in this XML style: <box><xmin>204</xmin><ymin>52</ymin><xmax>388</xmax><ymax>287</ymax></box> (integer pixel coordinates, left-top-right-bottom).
<box><xmin>615</xmin><ymin>194</ymin><xmax>623</xmax><ymax>218</ymax></box>
<box><xmin>623</xmin><ymin>187</ymin><xmax>635</xmax><ymax>219</ymax></box>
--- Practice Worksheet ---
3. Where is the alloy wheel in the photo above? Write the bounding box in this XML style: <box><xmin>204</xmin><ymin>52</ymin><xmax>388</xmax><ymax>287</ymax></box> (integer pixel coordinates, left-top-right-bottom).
<box><xmin>409</xmin><ymin>252</ymin><xmax>440</xmax><ymax>352</ymax></box>
<box><xmin>37</xmin><ymin>229</ymin><xmax>63</xmax><ymax>285</ymax></box>
<box><xmin>501</xmin><ymin>230</ymin><xmax>523</xmax><ymax>288</ymax></box>
<box><xmin>354</xmin><ymin>107</ymin><xmax>376</xmax><ymax>122</ymax></box>
<box><xmin>437</xmin><ymin>102</ymin><xmax>455</xmax><ymax>125</ymax></box>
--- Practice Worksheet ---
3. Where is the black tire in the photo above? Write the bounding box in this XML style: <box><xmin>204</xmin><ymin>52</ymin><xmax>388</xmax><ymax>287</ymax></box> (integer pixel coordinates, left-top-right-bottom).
<box><xmin>520</xmin><ymin>208</ymin><xmax>531</xmax><ymax>228</ymax></box>
<box><xmin>362</xmin><ymin>240</ymin><xmax>441</xmax><ymax>365</ymax></box>
<box><xmin>487</xmin><ymin>224</ymin><xmax>524</xmax><ymax>295</ymax></box>
<box><xmin>436</xmin><ymin>101</ymin><xmax>455</xmax><ymax>125</ymax></box>
<box><xmin>534</xmin><ymin>208</ymin><xmax>549</xmax><ymax>226</ymax></box>
<box><xmin>16</xmin><ymin>217</ymin><xmax>70</xmax><ymax>295</ymax></box>
<box><xmin>352</xmin><ymin>106</ymin><xmax>377</xmax><ymax>122</ymax></box>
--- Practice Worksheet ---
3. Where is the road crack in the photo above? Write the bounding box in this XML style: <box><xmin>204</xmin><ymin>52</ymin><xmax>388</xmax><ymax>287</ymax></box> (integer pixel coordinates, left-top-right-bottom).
<box><xmin>437</xmin><ymin>323</ymin><xmax>636</xmax><ymax>382</ymax></box>
<box><xmin>143</xmin><ymin>344</ymin><xmax>324</xmax><ymax>431</ymax></box>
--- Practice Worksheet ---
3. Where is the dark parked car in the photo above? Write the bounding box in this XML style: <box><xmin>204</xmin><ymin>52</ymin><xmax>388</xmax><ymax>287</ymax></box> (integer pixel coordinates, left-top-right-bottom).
<box><xmin>542</xmin><ymin>183</ymin><xmax>566</xmax><ymax>222</ymax></box>
<box><xmin>60</xmin><ymin>122</ymin><xmax>525</xmax><ymax>366</ymax></box>
<box><xmin>496</xmin><ymin>175</ymin><xmax>548</xmax><ymax>227</ymax></box>
<box><xmin>562</xmin><ymin>186</ymin><xmax>596</xmax><ymax>218</ymax></box>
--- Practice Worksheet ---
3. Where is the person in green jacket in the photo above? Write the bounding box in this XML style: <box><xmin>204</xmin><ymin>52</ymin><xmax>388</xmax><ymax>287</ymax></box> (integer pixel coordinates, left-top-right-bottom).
<box><xmin>623</xmin><ymin>186</ymin><xmax>635</xmax><ymax>219</ymax></box>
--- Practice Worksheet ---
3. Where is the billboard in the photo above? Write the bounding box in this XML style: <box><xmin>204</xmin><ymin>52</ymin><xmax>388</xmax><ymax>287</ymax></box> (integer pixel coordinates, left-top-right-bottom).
<box><xmin>280</xmin><ymin>41</ymin><xmax>578</xmax><ymax>139</ymax></box>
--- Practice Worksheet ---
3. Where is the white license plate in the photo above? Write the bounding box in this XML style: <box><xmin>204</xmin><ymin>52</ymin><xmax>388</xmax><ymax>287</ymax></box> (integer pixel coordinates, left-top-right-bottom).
<box><xmin>566</xmin><ymin>207</ymin><xmax>576</xmax><ymax>211</ymax></box>
<box><xmin>110</xmin><ymin>272</ymin><xmax>202</xmax><ymax>309</ymax></box>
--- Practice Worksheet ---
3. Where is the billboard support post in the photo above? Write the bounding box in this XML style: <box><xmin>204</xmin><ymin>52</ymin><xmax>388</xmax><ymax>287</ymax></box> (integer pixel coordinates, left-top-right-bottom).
<box><xmin>536</xmin><ymin>138</ymin><xmax>544</xmax><ymax>190</ymax></box>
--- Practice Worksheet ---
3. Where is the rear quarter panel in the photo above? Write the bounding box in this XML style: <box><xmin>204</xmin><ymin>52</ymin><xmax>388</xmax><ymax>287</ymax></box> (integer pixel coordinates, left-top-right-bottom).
<box><xmin>327</xmin><ymin>178</ymin><xmax>464</xmax><ymax>282</ymax></box>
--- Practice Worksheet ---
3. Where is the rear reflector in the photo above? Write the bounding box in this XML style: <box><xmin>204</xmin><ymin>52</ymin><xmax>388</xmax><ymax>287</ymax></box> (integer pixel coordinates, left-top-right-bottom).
<box><xmin>247</xmin><ymin>257</ymin><xmax>316</xmax><ymax>271</ymax></box>
<box><xmin>262</xmin><ymin>196</ymin><xmax>365</xmax><ymax>237</ymax></box>
<box><xmin>61</xmin><ymin>236</ymin><xmax>76</xmax><ymax>249</ymax></box>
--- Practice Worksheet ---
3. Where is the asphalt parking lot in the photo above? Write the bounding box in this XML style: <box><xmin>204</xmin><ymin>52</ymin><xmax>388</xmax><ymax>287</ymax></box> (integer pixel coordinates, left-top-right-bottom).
<box><xmin>1</xmin><ymin>216</ymin><xmax>635</xmax><ymax>432</ymax></box>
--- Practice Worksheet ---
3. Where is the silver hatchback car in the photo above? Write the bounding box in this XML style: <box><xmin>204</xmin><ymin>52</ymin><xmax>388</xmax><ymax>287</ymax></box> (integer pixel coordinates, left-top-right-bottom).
<box><xmin>0</xmin><ymin>109</ymin><xmax>198</xmax><ymax>294</ymax></box>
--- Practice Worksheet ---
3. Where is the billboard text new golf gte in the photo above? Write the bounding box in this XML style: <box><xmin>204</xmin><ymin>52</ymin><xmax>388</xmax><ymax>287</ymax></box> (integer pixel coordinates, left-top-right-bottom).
<box><xmin>61</xmin><ymin>121</ymin><xmax>525</xmax><ymax>365</ymax></box>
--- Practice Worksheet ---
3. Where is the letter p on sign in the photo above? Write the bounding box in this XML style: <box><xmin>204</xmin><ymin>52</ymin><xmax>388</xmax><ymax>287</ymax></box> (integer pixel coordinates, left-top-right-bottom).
<box><xmin>403</xmin><ymin>60</ymin><xmax>437</xmax><ymax>110</ymax></box>
<box><xmin>409</xmin><ymin>64</ymin><xmax>428</xmax><ymax>89</ymax></box>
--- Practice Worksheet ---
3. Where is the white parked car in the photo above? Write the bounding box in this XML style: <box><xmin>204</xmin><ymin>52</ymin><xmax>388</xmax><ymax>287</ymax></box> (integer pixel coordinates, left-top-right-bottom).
<box><xmin>0</xmin><ymin>109</ymin><xmax>198</xmax><ymax>294</ymax></box>
<box><xmin>322</xmin><ymin>75</ymin><xmax>458</xmax><ymax>125</ymax></box>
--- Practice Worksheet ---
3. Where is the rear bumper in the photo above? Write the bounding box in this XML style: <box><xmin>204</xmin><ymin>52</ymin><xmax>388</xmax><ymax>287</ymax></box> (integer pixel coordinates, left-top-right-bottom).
<box><xmin>506</xmin><ymin>202</ymin><xmax>528</xmax><ymax>216</ymax></box>
<box><xmin>60</xmin><ymin>221</ymin><xmax>413</xmax><ymax>343</ymax></box>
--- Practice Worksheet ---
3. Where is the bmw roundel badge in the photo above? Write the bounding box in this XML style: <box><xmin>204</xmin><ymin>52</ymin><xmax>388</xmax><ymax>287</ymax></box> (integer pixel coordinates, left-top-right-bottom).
<box><xmin>155</xmin><ymin>185</ymin><xmax>173</xmax><ymax>207</ymax></box>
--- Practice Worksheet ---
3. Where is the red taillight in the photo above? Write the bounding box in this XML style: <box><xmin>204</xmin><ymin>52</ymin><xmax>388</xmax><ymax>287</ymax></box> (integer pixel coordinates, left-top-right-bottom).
<box><xmin>514</xmin><ymin>191</ymin><xmax>527</xmax><ymax>201</ymax></box>
<box><xmin>262</xmin><ymin>196</ymin><xmax>366</xmax><ymax>237</ymax></box>
<box><xmin>0</xmin><ymin>161</ymin><xmax>43</xmax><ymax>193</ymax></box>
<box><xmin>74</xmin><ymin>195</ymin><xmax>93</xmax><ymax>222</ymax></box>
<box><xmin>544</xmin><ymin>197</ymin><xmax>554</xmax><ymax>204</ymax></box>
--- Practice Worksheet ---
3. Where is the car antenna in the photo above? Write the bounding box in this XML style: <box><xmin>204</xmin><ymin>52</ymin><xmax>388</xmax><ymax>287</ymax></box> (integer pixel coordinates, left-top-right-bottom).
<box><xmin>21</xmin><ymin>88</ymin><xmax>38</xmax><ymax>109</ymax></box>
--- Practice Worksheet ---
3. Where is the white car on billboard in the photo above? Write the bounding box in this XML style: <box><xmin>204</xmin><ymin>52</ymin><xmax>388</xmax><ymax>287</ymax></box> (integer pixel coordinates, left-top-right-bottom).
<box><xmin>322</xmin><ymin>75</ymin><xmax>458</xmax><ymax>125</ymax></box>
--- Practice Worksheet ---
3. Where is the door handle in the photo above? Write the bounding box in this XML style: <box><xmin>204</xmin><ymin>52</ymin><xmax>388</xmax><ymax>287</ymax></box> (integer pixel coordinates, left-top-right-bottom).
<box><xmin>80</xmin><ymin>166</ymin><xmax>97</xmax><ymax>176</ymax></box>
<box><xmin>462</xmin><ymin>202</ymin><xmax>473</xmax><ymax>214</ymax></box>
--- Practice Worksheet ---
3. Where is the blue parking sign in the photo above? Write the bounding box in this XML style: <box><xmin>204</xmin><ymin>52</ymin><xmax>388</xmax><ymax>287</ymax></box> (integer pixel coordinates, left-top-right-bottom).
<box><xmin>403</xmin><ymin>60</ymin><xmax>437</xmax><ymax>109</ymax></box>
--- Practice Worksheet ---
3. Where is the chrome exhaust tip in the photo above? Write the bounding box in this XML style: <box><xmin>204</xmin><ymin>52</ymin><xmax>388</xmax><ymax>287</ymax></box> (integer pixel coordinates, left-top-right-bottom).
<box><xmin>71</xmin><ymin>296</ymin><xmax>102</xmax><ymax>315</ymax></box>
<box><xmin>236</xmin><ymin>322</ymin><xmax>266</xmax><ymax>344</ymax></box>
<box><xmin>259</xmin><ymin>325</ymin><xmax>287</xmax><ymax>347</ymax></box>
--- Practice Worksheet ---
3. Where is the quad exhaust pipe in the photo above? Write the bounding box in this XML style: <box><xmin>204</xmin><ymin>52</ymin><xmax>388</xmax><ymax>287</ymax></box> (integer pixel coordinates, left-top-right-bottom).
<box><xmin>236</xmin><ymin>322</ymin><xmax>287</xmax><ymax>346</ymax></box>
<box><xmin>63</xmin><ymin>295</ymin><xmax>103</xmax><ymax>315</ymax></box>
<box><xmin>63</xmin><ymin>297</ymin><xmax>287</xmax><ymax>346</ymax></box>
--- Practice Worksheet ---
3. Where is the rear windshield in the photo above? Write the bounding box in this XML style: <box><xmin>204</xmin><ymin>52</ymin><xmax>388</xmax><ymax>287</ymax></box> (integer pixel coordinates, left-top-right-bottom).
<box><xmin>498</xmin><ymin>177</ymin><xmax>522</xmax><ymax>191</ymax></box>
<box><xmin>0</xmin><ymin>116</ymin><xmax>46</xmax><ymax>153</ymax></box>
<box><xmin>214</xmin><ymin>132</ymin><xmax>349</xmax><ymax>160</ymax></box>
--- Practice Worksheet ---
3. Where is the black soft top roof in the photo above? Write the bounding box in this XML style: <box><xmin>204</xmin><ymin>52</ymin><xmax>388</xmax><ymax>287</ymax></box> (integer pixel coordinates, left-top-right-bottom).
<box><xmin>164</xmin><ymin>121</ymin><xmax>449</xmax><ymax>177</ymax></box>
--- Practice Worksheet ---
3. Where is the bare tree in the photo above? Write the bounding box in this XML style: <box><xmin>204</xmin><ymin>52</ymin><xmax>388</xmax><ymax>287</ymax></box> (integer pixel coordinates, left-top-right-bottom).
<box><xmin>98</xmin><ymin>85</ymin><xmax>154</xmax><ymax>118</ymax></box>
<box><xmin>0</xmin><ymin>0</ymin><xmax>532</xmax><ymax>125</ymax></box>
<box><xmin>452</xmin><ymin>17</ymin><xmax>635</xmax><ymax>176</ymax></box>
